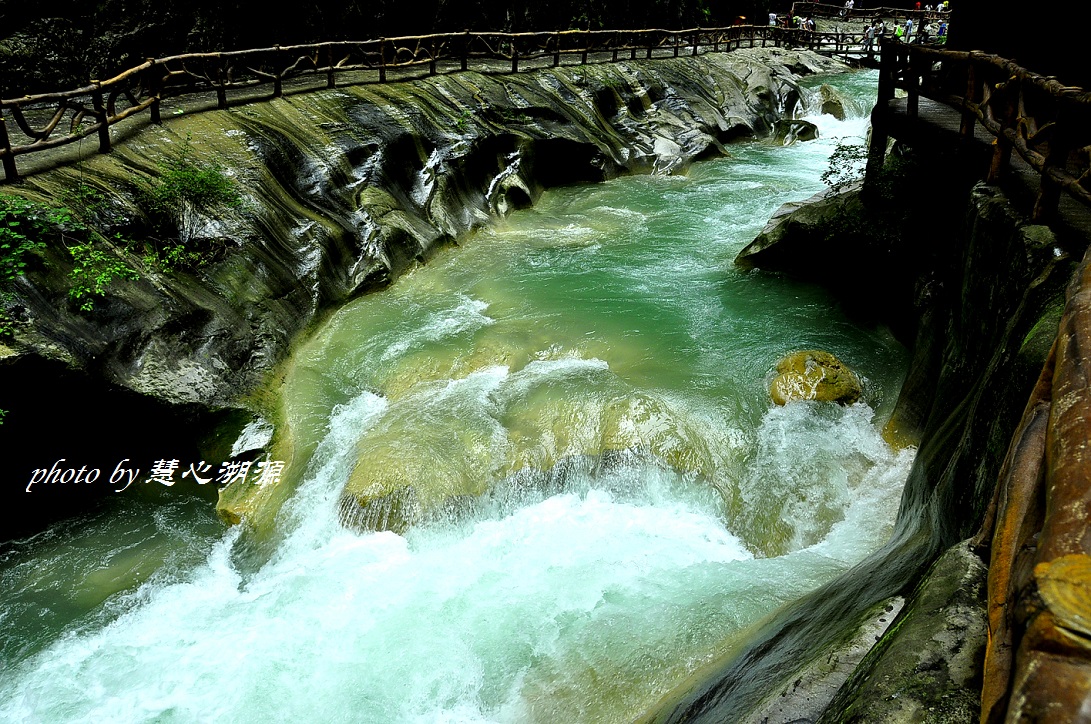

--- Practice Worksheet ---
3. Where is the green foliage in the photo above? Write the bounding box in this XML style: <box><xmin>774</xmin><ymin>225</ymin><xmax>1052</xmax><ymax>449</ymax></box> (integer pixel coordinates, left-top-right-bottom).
<box><xmin>454</xmin><ymin>109</ymin><xmax>473</xmax><ymax>131</ymax></box>
<box><xmin>0</xmin><ymin>140</ymin><xmax>238</xmax><ymax>321</ymax></box>
<box><xmin>0</xmin><ymin>195</ymin><xmax>66</xmax><ymax>282</ymax></box>
<box><xmin>0</xmin><ymin>291</ymin><xmax>16</xmax><ymax>337</ymax></box>
<box><xmin>0</xmin><ymin>187</ymin><xmax>140</xmax><ymax>316</ymax></box>
<box><xmin>142</xmin><ymin>243</ymin><xmax>210</xmax><ymax>274</ymax></box>
<box><xmin>141</xmin><ymin>135</ymin><xmax>241</xmax><ymax>246</ymax></box>
<box><xmin>67</xmin><ymin>235</ymin><xmax>139</xmax><ymax>312</ymax></box>
<box><xmin>821</xmin><ymin>140</ymin><xmax>869</xmax><ymax>193</ymax></box>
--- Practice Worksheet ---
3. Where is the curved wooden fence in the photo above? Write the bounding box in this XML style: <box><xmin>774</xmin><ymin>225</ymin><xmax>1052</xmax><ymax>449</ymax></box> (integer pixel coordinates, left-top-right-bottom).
<box><xmin>867</xmin><ymin>40</ymin><xmax>1091</xmax><ymax>220</ymax></box>
<box><xmin>0</xmin><ymin>25</ymin><xmax>871</xmax><ymax>183</ymax></box>
<box><xmin>789</xmin><ymin>1</ymin><xmax>950</xmax><ymax>22</ymax></box>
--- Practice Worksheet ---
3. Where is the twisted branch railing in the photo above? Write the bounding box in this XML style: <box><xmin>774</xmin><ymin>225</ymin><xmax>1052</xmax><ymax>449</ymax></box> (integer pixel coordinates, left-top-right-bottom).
<box><xmin>789</xmin><ymin>1</ymin><xmax>950</xmax><ymax>22</ymax></box>
<box><xmin>0</xmin><ymin>25</ymin><xmax>871</xmax><ymax>183</ymax></box>
<box><xmin>866</xmin><ymin>40</ymin><xmax>1091</xmax><ymax>221</ymax></box>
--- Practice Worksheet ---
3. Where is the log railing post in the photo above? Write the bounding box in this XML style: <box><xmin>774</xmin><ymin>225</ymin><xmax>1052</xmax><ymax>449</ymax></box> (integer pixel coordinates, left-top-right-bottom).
<box><xmin>1033</xmin><ymin>120</ymin><xmax>1071</xmax><ymax>222</ymax></box>
<box><xmin>987</xmin><ymin>77</ymin><xmax>1018</xmax><ymax>183</ymax></box>
<box><xmin>148</xmin><ymin>60</ymin><xmax>162</xmax><ymax>123</ymax></box>
<box><xmin>692</xmin><ymin>30</ymin><xmax>699</xmax><ymax>56</ymax></box>
<box><xmin>959</xmin><ymin>59</ymin><xmax>977</xmax><ymax>139</ymax></box>
<box><xmin>216</xmin><ymin>61</ymin><xmax>228</xmax><ymax>109</ymax></box>
<box><xmin>327</xmin><ymin>46</ymin><xmax>337</xmax><ymax>88</ymax></box>
<box><xmin>379</xmin><ymin>39</ymin><xmax>387</xmax><ymax>83</ymax></box>
<box><xmin>462</xmin><ymin>31</ymin><xmax>470</xmax><ymax>71</ymax></box>
<box><xmin>876</xmin><ymin>39</ymin><xmax>895</xmax><ymax>104</ymax></box>
<box><xmin>511</xmin><ymin>43</ymin><xmax>519</xmax><ymax>73</ymax></box>
<box><xmin>906</xmin><ymin>48</ymin><xmax>920</xmax><ymax>118</ymax></box>
<box><xmin>272</xmin><ymin>46</ymin><xmax>284</xmax><ymax>98</ymax></box>
<box><xmin>0</xmin><ymin>107</ymin><xmax>18</xmax><ymax>183</ymax></box>
<box><xmin>581</xmin><ymin>31</ymin><xmax>589</xmax><ymax>64</ymax></box>
<box><xmin>673</xmin><ymin>32</ymin><xmax>680</xmax><ymax>57</ymax></box>
<box><xmin>91</xmin><ymin>87</ymin><xmax>111</xmax><ymax>152</ymax></box>
<box><xmin>865</xmin><ymin>40</ymin><xmax>896</xmax><ymax>196</ymax></box>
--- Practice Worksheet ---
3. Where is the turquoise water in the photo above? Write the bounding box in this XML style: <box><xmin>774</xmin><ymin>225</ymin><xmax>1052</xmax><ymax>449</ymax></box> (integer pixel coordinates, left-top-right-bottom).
<box><xmin>0</xmin><ymin>69</ymin><xmax>912</xmax><ymax>722</ymax></box>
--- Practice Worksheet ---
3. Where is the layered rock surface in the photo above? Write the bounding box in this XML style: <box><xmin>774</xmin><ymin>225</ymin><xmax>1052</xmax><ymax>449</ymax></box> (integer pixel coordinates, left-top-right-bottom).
<box><xmin>0</xmin><ymin>48</ymin><xmax>846</xmax><ymax>530</ymax></box>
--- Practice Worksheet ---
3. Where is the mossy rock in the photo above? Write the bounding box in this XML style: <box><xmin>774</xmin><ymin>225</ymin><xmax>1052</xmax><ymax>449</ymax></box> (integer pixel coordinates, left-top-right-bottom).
<box><xmin>769</xmin><ymin>349</ymin><xmax>862</xmax><ymax>405</ymax></box>
<box><xmin>772</xmin><ymin>118</ymin><xmax>818</xmax><ymax>145</ymax></box>
<box><xmin>818</xmin><ymin>83</ymin><xmax>848</xmax><ymax>120</ymax></box>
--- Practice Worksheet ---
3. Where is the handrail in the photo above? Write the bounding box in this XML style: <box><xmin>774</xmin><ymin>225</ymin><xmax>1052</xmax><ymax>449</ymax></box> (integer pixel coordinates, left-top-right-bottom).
<box><xmin>789</xmin><ymin>1</ymin><xmax>950</xmax><ymax>21</ymax></box>
<box><xmin>0</xmin><ymin>25</ymin><xmax>872</xmax><ymax>183</ymax></box>
<box><xmin>866</xmin><ymin>40</ymin><xmax>1091</xmax><ymax>221</ymax></box>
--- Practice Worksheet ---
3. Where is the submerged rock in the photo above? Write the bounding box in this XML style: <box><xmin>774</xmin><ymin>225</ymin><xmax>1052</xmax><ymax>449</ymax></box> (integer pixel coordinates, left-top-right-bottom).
<box><xmin>769</xmin><ymin>349</ymin><xmax>862</xmax><ymax>405</ymax></box>
<box><xmin>773</xmin><ymin>118</ymin><xmax>819</xmax><ymax>145</ymax></box>
<box><xmin>818</xmin><ymin>83</ymin><xmax>850</xmax><ymax>120</ymax></box>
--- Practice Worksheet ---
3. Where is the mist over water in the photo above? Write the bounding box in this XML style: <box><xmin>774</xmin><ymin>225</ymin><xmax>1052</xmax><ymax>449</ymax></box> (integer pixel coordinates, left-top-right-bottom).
<box><xmin>0</xmin><ymin>70</ymin><xmax>913</xmax><ymax>722</ymax></box>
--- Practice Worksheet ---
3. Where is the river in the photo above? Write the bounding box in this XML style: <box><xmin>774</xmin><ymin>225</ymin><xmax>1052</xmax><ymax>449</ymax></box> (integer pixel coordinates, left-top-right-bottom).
<box><xmin>0</xmin><ymin>68</ymin><xmax>914</xmax><ymax>722</ymax></box>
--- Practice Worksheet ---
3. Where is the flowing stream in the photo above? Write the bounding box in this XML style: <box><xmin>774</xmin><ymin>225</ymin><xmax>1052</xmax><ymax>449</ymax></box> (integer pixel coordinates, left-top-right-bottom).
<box><xmin>0</xmin><ymin>70</ymin><xmax>914</xmax><ymax>723</ymax></box>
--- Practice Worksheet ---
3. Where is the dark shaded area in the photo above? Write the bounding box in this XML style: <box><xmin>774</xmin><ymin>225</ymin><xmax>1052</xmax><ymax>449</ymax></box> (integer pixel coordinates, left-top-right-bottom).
<box><xmin>0</xmin><ymin>355</ymin><xmax>231</xmax><ymax>542</ymax></box>
<box><xmin>947</xmin><ymin>0</ymin><xmax>1086</xmax><ymax>88</ymax></box>
<box><xmin>0</xmin><ymin>0</ymin><xmax>771</xmax><ymax>96</ymax></box>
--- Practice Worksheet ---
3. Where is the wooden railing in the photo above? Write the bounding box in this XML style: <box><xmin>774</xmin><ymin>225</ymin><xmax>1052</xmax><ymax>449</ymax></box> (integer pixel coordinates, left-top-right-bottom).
<box><xmin>0</xmin><ymin>25</ymin><xmax>871</xmax><ymax>183</ymax></box>
<box><xmin>789</xmin><ymin>1</ymin><xmax>950</xmax><ymax>22</ymax></box>
<box><xmin>866</xmin><ymin>41</ymin><xmax>1091</xmax><ymax>221</ymax></box>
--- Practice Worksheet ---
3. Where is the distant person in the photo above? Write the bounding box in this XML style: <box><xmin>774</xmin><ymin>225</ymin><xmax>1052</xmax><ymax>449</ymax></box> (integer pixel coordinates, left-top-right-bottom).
<box><xmin>770</xmin><ymin>11</ymin><xmax>778</xmax><ymax>25</ymax></box>
<box><xmin>905</xmin><ymin>17</ymin><xmax>914</xmax><ymax>42</ymax></box>
<box><xmin>894</xmin><ymin>23</ymin><xmax>905</xmax><ymax>41</ymax></box>
<box><xmin>864</xmin><ymin>22</ymin><xmax>876</xmax><ymax>51</ymax></box>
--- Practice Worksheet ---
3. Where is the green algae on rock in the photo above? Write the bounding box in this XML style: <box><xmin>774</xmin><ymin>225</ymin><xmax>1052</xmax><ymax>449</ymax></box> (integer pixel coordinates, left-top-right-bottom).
<box><xmin>769</xmin><ymin>349</ymin><xmax>863</xmax><ymax>405</ymax></box>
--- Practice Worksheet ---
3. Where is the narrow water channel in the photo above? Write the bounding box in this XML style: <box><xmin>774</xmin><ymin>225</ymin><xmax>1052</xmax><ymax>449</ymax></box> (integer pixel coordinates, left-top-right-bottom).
<box><xmin>1</xmin><ymin>69</ymin><xmax>913</xmax><ymax>722</ymax></box>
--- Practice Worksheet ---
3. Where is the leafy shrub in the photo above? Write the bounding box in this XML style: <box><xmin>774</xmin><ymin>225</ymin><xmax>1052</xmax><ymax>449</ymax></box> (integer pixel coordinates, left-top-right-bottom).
<box><xmin>0</xmin><ymin>189</ymin><xmax>139</xmax><ymax>315</ymax></box>
<box><xmin>0</xmin><ymin>195</ymin><xmax>64</xmax><ymax>282</ymax></box>
<box><xmin>67</xmin><ymin>235</ymin><xmax>140</xmax><ymax>311</ymax></box>
<box><xmin>141</xmin><ymin>136</ymin><xmax>241</xmax><ymax>247</ymax></box>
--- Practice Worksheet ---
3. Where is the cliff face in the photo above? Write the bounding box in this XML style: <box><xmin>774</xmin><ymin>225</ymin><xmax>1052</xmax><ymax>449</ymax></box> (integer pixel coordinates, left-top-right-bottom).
<box><xmin>0</xmin><ymin>48</ymin><xmax>847</xmax><ymax>535</ymax></box>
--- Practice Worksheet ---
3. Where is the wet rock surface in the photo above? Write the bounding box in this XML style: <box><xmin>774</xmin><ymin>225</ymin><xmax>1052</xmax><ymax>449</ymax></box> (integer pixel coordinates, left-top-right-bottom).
<box><xmin>0</xmin><ymin>49</ymin><xmax>849</xmax><ymax>530</ymax></box>
<box><xmin>768</xmin><ymin>349</ymin><xmax>862</xmax><ymax>405</ymax></box>
<box><xmin>819</xmin><ymin>540</ymin><xmax>989</xmax><ymax>724</ymax></box>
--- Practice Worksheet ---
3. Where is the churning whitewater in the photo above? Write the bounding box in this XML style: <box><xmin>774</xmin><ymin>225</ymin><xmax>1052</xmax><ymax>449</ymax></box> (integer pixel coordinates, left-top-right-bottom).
<box><xmin>0</xmin><ymin>70</ymin><xmax>915</xmax><ymax>723</ymax></box>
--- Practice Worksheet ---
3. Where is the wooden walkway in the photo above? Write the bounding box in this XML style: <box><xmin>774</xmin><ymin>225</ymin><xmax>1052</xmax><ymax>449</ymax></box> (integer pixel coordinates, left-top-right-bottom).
<box><xmin>0</xmin><ymin>25</ymin><xmax>873</xmax><ymax>184</ymax></box>
<box><xmin>866</xmin><ymin>41</ymin><xmax>1091</xmax><ymax>223</ymax></box>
